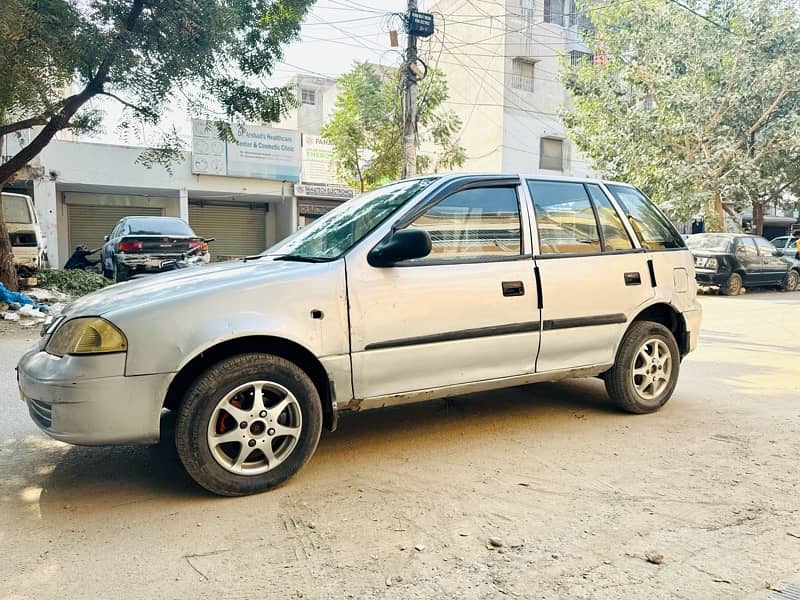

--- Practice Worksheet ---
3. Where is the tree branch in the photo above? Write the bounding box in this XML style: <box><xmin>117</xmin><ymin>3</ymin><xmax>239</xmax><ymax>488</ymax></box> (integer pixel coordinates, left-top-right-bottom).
<box><xmin>749</xmin><ymin>87</ymin><xmax>789</xmax><ymax>136</ymax></box>
<box><xmin>97</xmin><ymin>91</ymin><xmax>155</xmax><ymax>118</ymax></box>
<box><xmin>0</xmin><ymin>115</ymin><xmax>50</xmax><ymax>137</ymax></box>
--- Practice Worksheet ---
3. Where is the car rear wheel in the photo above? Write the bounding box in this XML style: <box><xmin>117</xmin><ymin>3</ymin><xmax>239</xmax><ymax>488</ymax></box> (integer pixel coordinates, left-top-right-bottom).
<box><xmin>112</xmin><ymin>259</ymin><xmax>129</xmax><ymax>283</ymax></box>
<box><xmin>782</xmin><ymin>269</ymin><xmax>799</xmax><ymax>292</ymax></box>
<box><xmin>175</xmin><ymin>353</ymin><xmax>322</xmax><ymax>496</ymax></box>
<box><xmin>721</xmin><ymin>272</ymin><xmax>742</xmax><ymax>296</ymax></box>
<box><xmin>605</xmin><ymin>321</ymin><xmax>680</xmax><ymax>414</ymax></box>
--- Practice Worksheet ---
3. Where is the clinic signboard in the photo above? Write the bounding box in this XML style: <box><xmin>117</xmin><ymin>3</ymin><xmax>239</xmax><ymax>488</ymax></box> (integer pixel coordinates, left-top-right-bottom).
<box><xmin>191</xmin><ymin>119</ymin><xmax>300</xmax><ymax>182</ymax></box>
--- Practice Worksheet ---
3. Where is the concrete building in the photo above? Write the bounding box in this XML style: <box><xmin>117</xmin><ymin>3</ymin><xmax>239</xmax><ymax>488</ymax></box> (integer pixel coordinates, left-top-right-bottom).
<box><xmin>429</xmin><ymin>0</ymin><xmax>593</xmax><ymax>176</ymax></box>
<box><xmin>3</xmin><ymin>135</ymin><xmax>298</xmax><ymax>268</ymax></box>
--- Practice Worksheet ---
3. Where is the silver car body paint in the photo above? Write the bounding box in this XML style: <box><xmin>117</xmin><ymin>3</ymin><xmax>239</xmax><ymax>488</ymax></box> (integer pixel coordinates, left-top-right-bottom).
<box><xmin>17</xmin><ymin>173</ymin><xmax>702</xmax><ymax>446</ymax></box>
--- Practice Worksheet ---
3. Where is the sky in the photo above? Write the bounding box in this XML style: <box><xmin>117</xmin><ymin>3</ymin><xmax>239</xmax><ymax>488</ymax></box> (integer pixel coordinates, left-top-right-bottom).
<box><xmin>89</xmin><ymin>0</ymin><xmax>438</xmax><ymax>146</ymax></box>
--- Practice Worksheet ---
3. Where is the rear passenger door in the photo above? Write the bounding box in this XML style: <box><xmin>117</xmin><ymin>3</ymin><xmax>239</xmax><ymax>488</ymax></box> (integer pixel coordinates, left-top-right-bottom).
<box><xmin>733</xmin><ymin>237</ymin><xmax>761</xmax><ymax>285</ymax></box>
<box><xmin>527</xmin><ymin>180</ymin><xmax>654</xmax><ymax>372</ymax></box>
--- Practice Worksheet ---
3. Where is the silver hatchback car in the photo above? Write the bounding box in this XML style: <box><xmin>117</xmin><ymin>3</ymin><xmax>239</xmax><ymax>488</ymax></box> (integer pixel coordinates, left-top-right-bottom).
<box><xmin>18</xmin><ymin>174</ymin><xmax>701</xmax><ymax>496</ymax></box>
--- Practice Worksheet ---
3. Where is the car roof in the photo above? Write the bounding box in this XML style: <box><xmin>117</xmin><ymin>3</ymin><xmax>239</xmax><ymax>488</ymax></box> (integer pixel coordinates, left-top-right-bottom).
<box><xmin>122</xmin><ymin>216</ymin><xmax>185</xmax><ymax>221</ymax></box>
<box><xmin>419</xmin><ymin>172</ymin><xmax>634</xmax><ymax>187</ymax></box>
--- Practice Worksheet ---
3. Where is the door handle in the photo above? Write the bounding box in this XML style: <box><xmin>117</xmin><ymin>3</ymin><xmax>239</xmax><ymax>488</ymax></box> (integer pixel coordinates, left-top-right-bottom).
<box><xmin>502</xmin><ymin>281</ymin><xmax>525</xmax><ymax>296</ymax></box>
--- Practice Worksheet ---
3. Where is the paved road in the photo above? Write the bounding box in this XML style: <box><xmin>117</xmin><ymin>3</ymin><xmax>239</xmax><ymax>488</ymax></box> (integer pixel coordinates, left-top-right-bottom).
<box><xmin>1</xmin><ymin>291</ymin><xmax>799</xmax><ymax>599</ymax></box>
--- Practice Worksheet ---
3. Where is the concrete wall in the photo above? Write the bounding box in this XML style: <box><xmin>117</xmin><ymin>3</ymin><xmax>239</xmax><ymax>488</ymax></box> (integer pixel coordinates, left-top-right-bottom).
<box><xmin>275</xmin><ymin>74</ymin><xmax>337</xmax><ymax>136</ymax></box>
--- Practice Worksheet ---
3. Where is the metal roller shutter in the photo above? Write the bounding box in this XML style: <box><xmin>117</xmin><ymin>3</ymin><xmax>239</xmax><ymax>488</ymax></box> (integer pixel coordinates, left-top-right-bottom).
<box><xmin>68</xmin><ymin>205</ymin><xmax>163</xmax><ymax>251</ymax></box>
<box><xmin>189</xmin><ymin>203</ymin><xmax>267</xmax><ymax>260</ymax></box>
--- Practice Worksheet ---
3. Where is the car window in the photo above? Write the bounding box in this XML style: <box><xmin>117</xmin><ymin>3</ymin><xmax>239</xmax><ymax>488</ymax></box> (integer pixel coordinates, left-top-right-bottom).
<box><xmin>771</xmin><ymin>237</ymin><xmax>788</xmax><ymax>248</ymax></box>
<box><xmin>126</xmin><ymin>217</ymin><xmax>194</xmax><ymax>236</ymax></box>
<box><xmin>404</xmin><ymin>186</ymin><xmax>522</xmax><ymax>261</ymax></box>
<box><xmin>528</xmin><ymin>181</ymin><xmax>601</xmax><ymax>255</ymax></box>
<box><xmin>606</xmin><ymin>185</ymin><xmax>685</xmax><ymax>250</ymax></box>
<box><xmin>1</xmin><ymin>195</ymin><xmax>33</xmax><ymax>224</ymax></box>
<box><xmin>753</xmin><ymin>237</ymin><xmax>777</xmax><ymax>256</ymax></box>
<box><xmin>735</xmin><ymin>238</ymin><xmax>758</xmax><ymax>258</ymax></box>
<box><xmin>585</xmin><ymin>184</ymin><xmax>634</xmax><ymax>251</ymax></box>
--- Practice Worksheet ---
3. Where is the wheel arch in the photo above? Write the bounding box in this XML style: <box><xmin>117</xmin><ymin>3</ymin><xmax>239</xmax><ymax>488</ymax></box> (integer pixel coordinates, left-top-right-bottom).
<box><xmin>629</xmin><ymin>302</ymin><xmax>690</xmax><ymax>357</ymax></box>
<box><xmin>164</xmin><ymin>335</ymin><xmax>337</xmax><ymax>431</ymax></box>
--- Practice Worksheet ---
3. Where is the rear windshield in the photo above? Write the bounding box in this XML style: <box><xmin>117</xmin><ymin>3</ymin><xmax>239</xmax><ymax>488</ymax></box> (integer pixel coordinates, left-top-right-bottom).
<box><xmin>1</xmin><ymin>195</ymin><xmax>33</xmax><ymax>224</ymax></box>
<box><xmin>606</xmin><ymin>185</ymin><xmax>685</xmax><ymax>250</ymax></box>
<box><xmin>125</xmin><ymin>218</ymin><xmax>194</xmax><ymax>236</ymax></box>
<box><xmin>685</xmin><ymin>235</ymin><xmax>732</xmax><ymax>252</ymax></box>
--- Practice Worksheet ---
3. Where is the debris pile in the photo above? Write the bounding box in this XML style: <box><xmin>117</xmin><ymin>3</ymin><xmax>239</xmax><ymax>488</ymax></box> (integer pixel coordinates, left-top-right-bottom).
<box><xmin>0</xmin><ymin>283</ymin><xmax>52</xmax><ymax>327</ymax></box>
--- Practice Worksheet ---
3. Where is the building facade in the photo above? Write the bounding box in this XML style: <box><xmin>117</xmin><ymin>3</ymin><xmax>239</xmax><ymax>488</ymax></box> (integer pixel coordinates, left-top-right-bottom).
<box><xmin>3</xmin><ymin>134</ymin><xmax>298</xmax><ymax>268</ymax></box>
<box><xmin>429</xmin><ymin>0</ymin><xmax>593</xmax><ymax>177</ymax></box>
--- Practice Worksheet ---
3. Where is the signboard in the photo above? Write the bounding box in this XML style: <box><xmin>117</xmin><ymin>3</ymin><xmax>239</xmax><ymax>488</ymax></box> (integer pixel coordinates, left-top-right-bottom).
<box><xmin>191</xmin><ymin>119</ymin><xmax>300</xmax><ymax>182</ymax></box>
<box><xmin>294</xmin><ymin>183</ymin><xmax>355</xmax><ymax>200</ymax></box>
<box><xmin>301</xmin><ymin>134</ymin><xmax>338</xmax><ymax>184</ymax></box>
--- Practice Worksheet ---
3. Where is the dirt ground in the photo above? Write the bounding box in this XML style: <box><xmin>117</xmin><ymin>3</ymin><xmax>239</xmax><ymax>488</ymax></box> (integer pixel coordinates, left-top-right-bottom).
<box><xmin>1</xmin><ymin>291</ymin><xmax>799</xmax><ymax>599</ymax></box>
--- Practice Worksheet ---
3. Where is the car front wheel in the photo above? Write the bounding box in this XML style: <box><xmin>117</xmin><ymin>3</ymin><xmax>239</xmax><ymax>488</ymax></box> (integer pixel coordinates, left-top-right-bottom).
<box><xmin>605</xmin><ymin>321</ymin><xmax>680</xmax><ymax>414</ymax></box>
<box><xmin>175</xmin><ymin>353</ymin><xmax>323</xmax><ymax>496</ymax></box>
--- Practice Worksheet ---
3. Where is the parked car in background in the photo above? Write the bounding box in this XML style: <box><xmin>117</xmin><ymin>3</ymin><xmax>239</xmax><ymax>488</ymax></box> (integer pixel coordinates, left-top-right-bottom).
<box><xmin>100</xmin><ymin>216</ymin><xmax>211</xmax><ymax>282</ymax></box>
<box><xmin>19</xmin><ymin>174</ymin><xmax>701</xmax><ymax>496</ymax></box>
<box><xmin>1</xmin><ymin>192</ymin><xmax>46</xmax><ymax>268</ymax></box>
<box><xmin>770</xmin><ymin>234</ymin><xmax>799</xmax><ymax>258</ymax></box>
<box><xmin>687</xmin><ymin>233</ymin><xmax>799</xmax><ymax>295</ymax></box>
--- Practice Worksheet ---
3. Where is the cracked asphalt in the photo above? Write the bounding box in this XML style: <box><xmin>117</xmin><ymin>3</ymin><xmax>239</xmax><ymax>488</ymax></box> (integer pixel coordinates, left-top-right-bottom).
<box><xmin>1</xmin><ymin>290</ymin><xmax>799</xmax><ymax>599</ymax></box>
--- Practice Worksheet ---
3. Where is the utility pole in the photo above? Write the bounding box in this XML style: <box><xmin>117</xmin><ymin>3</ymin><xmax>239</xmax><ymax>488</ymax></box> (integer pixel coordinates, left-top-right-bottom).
<box><xmin>402</xmin><ymin>0</ymin><xmax>418</xmax><ymax>179</ymax></box>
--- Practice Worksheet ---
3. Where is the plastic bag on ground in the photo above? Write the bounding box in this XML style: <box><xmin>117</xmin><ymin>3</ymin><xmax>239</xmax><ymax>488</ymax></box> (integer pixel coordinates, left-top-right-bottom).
<box><xmin>1</xmin><ymin>312</ymin><xmax>20</xmax><ymax>322</ymax></box>
<box><xmin>0</xmin><ymin>283</ymin><xmax>35</xmax><ymax>306</ymax></box>
<box><xmin>18</xmin><ymin>305</ymin><xmax>46</xmax><ymax>318</ymax></box>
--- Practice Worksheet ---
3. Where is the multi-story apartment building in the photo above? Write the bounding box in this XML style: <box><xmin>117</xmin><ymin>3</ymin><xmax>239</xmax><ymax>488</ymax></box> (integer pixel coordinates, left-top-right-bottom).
<box><xmin>429</xmin><ymin>0</ymin><xmax>593</xmax><ymax>176</ymax></box>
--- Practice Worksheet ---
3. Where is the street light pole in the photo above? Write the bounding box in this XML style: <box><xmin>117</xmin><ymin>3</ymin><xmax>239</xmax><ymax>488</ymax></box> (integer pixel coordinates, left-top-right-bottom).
<box><xmin>402</xmin><ymin>0</ymin><xmax>418</xmax><ymax>179</ymax></box>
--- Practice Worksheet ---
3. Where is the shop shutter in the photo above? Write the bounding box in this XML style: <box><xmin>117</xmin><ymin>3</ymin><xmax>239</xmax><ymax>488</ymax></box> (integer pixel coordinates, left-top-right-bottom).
<box><xmin>189</xmin><ymin>203</ymin><xmax>267</xmax><ymax>260</ymax></box>
<box><xmin>68</xmin><ymin>205</ymin><xmax>163</xmax><ymax>251</ymax></box>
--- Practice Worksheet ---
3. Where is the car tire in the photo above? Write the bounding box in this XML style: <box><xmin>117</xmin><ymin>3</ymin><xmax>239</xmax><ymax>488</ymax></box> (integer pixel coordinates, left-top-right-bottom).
<box><xmin>605</xmin><ymin>321</ymin><xmax>680</xmax><ymax>414</ymax></box>
<box><xmin>721</xmin><ymin>272</ymin><xmax>742</xmax><ymax>296</ymax></box>
<box><xmin>112</xmin><ymin>259</ymin><xmax>128</xmax><ymax>283</ymax></box>
<box><xmin>782</xmin><ymin>269</ymin><xmax>799</xmax><ymax>292</ymax></box>
<box><xmin>175</xmin><ymin>353</ymin><xmax>323</xmax><ymax>496</ymax></box>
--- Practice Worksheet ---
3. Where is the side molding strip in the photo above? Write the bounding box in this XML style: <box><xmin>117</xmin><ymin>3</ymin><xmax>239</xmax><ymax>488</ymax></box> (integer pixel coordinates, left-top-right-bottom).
<box><xmin>364</xmin><ymin>321</ymin><xmax>541</xmax><ymax>351</ymax></box>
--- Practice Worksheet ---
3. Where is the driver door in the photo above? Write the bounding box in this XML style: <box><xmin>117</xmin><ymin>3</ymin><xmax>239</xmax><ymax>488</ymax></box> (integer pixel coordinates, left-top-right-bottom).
<box><xmin>346</xmin><ymin>178</ymin><xmax>541</xmax><ymax>400</ymax></box>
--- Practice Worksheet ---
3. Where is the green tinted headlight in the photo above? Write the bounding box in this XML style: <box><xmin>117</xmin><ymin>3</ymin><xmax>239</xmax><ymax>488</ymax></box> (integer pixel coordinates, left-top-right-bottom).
<box><xmin>46</xmin><ymin>317</ymin><xmax>127</xmax><ymax>356</ymax></box>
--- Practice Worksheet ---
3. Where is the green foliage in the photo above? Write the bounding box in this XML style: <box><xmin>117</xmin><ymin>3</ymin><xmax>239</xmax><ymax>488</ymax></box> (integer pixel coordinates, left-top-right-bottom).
<box><xmin>562</xmin><ymin>0</ymin><xmax>800</xmax><ymax>229</ymax></box>
<box><xmin>321</xmin><ymin>62</ymin><xmax>466</xmax><ymax>191</ymax></box>
<box><xmin>35</xmin><ymin>269</ymin><xmax>111</xmax><ymax>298</ymax></box>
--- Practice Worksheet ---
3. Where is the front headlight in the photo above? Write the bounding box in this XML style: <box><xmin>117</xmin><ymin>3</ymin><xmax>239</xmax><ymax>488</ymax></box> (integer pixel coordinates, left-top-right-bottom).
<box><xmin>706</xmin><ymin>257</ymin><xmax>718</xmax><ymax>270</ymax></box>
<box><xmin>46</xmin><ymin>317</ymin><xmax>127</xmax><ymax>356</ymax></box>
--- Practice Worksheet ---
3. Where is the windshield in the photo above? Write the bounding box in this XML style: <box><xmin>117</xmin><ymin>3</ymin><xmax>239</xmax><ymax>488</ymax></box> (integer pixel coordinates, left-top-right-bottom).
<box><xmin>126</xmin><ymin>218</ymin><xmax>194</xmax><ymax>236</ymax></box>
<box><xmin>685</xmin><ymin>235</ymin><xmax>732</xmax><ymax>251</ymax></box>
<box><xmin>1</xmin><ymin>194</ymin><xmax>33</xmax><ymax>224</ymax></box>
<box><xmin>264</xmin><ymin>178</ymin><xmax>437</xmax><ymax>260</ymax></box>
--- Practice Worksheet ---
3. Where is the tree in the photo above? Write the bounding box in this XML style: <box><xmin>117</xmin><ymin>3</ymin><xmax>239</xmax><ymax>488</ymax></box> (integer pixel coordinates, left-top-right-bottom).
<box><xmin>321</xmin><ymin>62</ymin><xmax>466</xmax><ymax>192</ymax></box>
<box><xmin>0</xmin><ymin>0</ymin><xmax>314</xmax><ymax>290</ymax></box>
<box><xmin>562</xmin><ymin>0</ymin><xmax>800</xmax><ymax>233</ymax></box>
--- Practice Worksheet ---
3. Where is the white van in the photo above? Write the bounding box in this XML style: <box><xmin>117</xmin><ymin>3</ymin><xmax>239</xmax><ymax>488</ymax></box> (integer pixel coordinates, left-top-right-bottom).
<box><xmin>1</xmin><ymin>192</ymin><xmax>45</xmax><ymax>268</ymax></box>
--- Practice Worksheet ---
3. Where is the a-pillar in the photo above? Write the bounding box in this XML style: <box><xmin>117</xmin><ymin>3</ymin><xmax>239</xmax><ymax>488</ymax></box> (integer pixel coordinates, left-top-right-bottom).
<box><xmin>33</xmin><ymin>178</ymin><xmax>59</xmax><ymax>267</ymax></box>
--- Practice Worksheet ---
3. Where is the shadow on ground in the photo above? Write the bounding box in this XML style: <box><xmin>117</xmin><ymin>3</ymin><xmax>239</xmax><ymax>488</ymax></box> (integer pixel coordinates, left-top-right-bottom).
<box><xmin>0</xmin><ymin>378</ymin><xmax>621</xmax><ymax>520</ymax></box>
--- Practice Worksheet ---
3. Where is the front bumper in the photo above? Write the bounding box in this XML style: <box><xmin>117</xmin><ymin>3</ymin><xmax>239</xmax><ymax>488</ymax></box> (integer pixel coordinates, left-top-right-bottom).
<box><xmin>694</xmin><ymin>269</ymin><xmax>729</xmax><ymax>287</ymax></box>
<box><xmin>17</xmin><ymin>347</ymin><xmax>173</xmax><ymax>446</ymax></box>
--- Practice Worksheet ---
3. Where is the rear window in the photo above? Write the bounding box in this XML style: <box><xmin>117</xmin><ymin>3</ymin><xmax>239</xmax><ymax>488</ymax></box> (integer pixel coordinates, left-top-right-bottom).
<box><xmin>125</xmin><ymin>218</ymin><xmax>194</xmax><ymax>236</ymax></box>
<box><xmin>685</xmin><ymin>235</ymin><xmax>732</xmax><ymax>252</ymax></box>
<box><xmin>606</xmin><ymin>185</ymin><xmax>685</xmax><ymax>250</ymax></box>
<box><xmin>1</xmin><ymin>195</ymin><xmax>33</xmax><ymax>224</ymax></box>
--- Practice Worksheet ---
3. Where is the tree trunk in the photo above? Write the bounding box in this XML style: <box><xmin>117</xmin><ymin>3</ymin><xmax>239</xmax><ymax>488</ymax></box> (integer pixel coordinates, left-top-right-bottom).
<box><xmin>0</xmin><ymin>133</ymin><xmax>18</xmax><ymax>291</ymax></box>
<box><xmin>752</xmin><ymin>201</ymin><xmax>763</xmax><ymax>236</ymax></box>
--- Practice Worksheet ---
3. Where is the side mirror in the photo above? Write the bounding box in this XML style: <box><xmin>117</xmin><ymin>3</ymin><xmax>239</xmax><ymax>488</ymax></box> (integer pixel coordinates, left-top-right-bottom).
<box><xmin>774</xmin><ymin>249</ymin><xmax>783</xmax><ymax>257</ymax></box>
<box><xmin>368</xmin><ymin>228</ymin><xmax>432</xmax><ymax>267</ymax></box>
<box><xmin>103</xmin><ymin>235</ymin><xmax>109</xmax><ymax>242</ymax></box>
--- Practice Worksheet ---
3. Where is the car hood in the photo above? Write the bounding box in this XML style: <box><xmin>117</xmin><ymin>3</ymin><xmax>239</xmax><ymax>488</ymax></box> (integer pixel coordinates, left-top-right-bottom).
<box><xmin>62</xmin><ymin>258</ymin><xmax>320</xmax><ymax>318</ymax></box>
<box><xmin>688</xmin><ymin>249</ymin><xmax>732</xmax><ymax>257</ymax></box>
